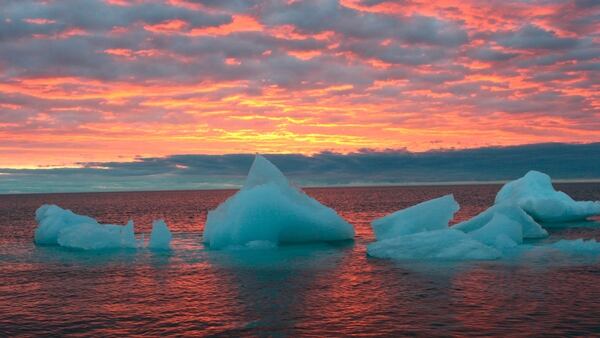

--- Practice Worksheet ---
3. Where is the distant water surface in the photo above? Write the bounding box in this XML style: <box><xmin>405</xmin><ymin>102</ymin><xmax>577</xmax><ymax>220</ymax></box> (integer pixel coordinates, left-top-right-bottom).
<box><xmin>1</xmin><ymin>184</ymin><xmax>600</xmax><ymax>336</ymax></box>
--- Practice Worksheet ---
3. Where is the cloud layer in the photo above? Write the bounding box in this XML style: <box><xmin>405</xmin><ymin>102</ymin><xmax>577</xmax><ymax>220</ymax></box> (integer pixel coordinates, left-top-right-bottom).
<box><xmin>1</xmin><ymin>143</ymin><xmax>599</xmax><ymax>193</ymax></box>
<box><xmin>0</xmin><ymin>0</ymin><xmax>599</xmax><ymax>168</ymax></box>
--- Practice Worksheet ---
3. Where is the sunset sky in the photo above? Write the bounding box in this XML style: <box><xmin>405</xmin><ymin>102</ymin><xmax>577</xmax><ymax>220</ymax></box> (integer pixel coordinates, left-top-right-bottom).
<box><xmin>1</xmin><ymin>0</ymin><xmax>598</xmax><ymax>169</ymax></box>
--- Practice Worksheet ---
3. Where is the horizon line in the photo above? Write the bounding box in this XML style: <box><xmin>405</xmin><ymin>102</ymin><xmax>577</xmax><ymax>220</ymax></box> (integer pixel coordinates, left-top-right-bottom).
<box><xmin>3</xmin><ymin>178</ymin><xmax>600</xmax><ymax>196</ymax></box>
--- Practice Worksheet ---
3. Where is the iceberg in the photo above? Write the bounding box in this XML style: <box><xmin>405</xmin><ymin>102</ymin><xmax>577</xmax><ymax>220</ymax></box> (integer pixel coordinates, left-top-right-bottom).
<box><xmin>34</xmin><ymin>204</ymin><xmax>136</xmax><ymax>250</ymax></box>
<box><xmin>367</xmin><ymin>229</ymin><xmax>500</xmax><ymax>260</ymax></box>
<box><xmin>57</xmin><ymin>221</ymin><xmax>136</xmax><ymax>250</ymax></box>
<box><xmin>468</xmin><ymin>213</ymin><xmax>522</xmax><ymax>250</ymax></box>
<box><xmin>148</xmin><ymin>220</ymin><xmax>172</xmax><ymax>250</ymax></box>
<box><xmin>371</xmin><ymin>194</ymin><xmax>459</xmax><ymax>240</ymax></box>
<box><xmin>202</xmin><ymin>155</ymin><xmax>355</xmax><ymax>249</ymax></box>
<box><xmin>35</xmin><ymin>204</ymin><xmax>100</xmax><ymax>245</ymax></box>
<box><xmin>495</xmin><ymin>171</ymin><xmax>600</xmax><ymax>222</ymax></box>
<box><xmin>368</xmin><ymin>195</ymin><xmax>499</xmax><ymax>261</ymax></box>
<box><xmin>452</xmin><ymin>203</ymin><xmax>548</xmax><ymax>239</ymax></box>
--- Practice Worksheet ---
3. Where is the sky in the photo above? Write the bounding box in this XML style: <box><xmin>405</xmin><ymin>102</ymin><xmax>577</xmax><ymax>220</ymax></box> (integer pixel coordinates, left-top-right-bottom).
<box><xmin>0</xmin><ymin>0</ymin><xmax>599</xmax><ymax>192</ymax></box>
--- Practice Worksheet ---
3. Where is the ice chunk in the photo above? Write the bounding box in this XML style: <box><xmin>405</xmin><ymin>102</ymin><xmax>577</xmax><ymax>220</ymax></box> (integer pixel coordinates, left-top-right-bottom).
<box><xmin>453</xmin><ymin>203</ymin><xmax>548</xmax><ymax>239</ymax></box>
<box><xmin>367</xmin><ymin>229</ymin><xmax>500</xmax><ymax>260</ymax></box>
<box><xmin>468</xmin><ymin>213</ymin><xmax>523</xmax><ymax>250</ymax></box>
<box><xmin>495</xmin><ymin>171</ymin><xmax>600</xmax><ymax>222</ymax></box>
<box><xmin>148</xmin><ymin>219</ymin><xmax>172</xmax><ymax>250</ymax></box>
<box><xmin>57</xmin><ymin>220</ymin><xmax>136</xmax><ymax>250</ymax></box>
<box><xmin>202</xmin><ymin>155</ymin><xmax>354</xmax><ymax>249</ymax></box>
<box><xmin>34</xmin><ymin>204</ymin><xmax>100</xmax><ymax>245</ymax></box>
<box><xmin>371</xmin><ymin>194</ymin><xmax>459</xmax><ymax>240</ymax></box>
<box><xmin>34</xmin><ymin>204</ymin><xmax>136</xmax><ymax>250</ymax></box>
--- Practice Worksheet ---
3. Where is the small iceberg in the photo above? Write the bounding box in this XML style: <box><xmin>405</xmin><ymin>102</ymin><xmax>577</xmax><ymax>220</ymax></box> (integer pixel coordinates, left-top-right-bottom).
<box><xmin>202</xmin><ymin>155</ymin><xmax>355</xmax><ymax>249</ymax></box>
<box><xmin>148</xmin><ymin>220</ymin><xmax>172</xmax><ymax>250</ymax></box>
<box><xmin>368</xmin><ymin>190</ymin><xmax>600</xmax><ymax>261</ymax></box>
<box><xmin>452</xmin><ymin>203</ymin><xmax>548</xmax><ymax>239</ymax></box>
<box><xmin>35</xmin><ymin>204</ymin><xmax>136</xmax><ymax>250</ymax></box>
<box><xmin>34</xmin><ymin>204</ymin><xmax>171</xmax><ymax>251</ymax></box>
<box><xmin>372</xmin><ymin>194</ymin><xmax>459</xmax><ymax>240</ymax></box>
<box><xmin>495</xmin><ymin>170</ymin><xmax>600</xmax><ymax>222</ymax></box>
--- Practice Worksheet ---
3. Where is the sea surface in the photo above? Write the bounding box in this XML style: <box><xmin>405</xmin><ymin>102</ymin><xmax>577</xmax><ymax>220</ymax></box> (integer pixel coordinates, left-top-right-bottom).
<box><xmin>1</xmin><ymin>184</ymin><xmax>600</xmax><ymax>336</ymax></box>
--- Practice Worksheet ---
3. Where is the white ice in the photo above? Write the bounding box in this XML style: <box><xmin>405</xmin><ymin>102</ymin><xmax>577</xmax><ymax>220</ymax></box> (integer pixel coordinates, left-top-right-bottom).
<box><xmin>371</xmin><ymin>194</ymin><xmax>459</xmax><ymax>240</ymax></box>
<box><xmin>367</xmin><ymin>229</ymin><xmax>500</xmax><ymax>260</ymax></box>
<box><xmin>148</xmin><ymin>219</ymin><xmax>172</xmax><ymax>250</ymax></box>
<box><xmin>452</xmin><ymin>203</ymin><xmax>548</xmax><ymax>239</ymax></box>
<box><xmin>468</xmin><ymin>213</ymin><xmax>522</xmax><ymax>250</ymax></box>
<box><xmin>202</xmin><ymin>155</ymin><xmax>355</xmax><ymax>249</ymax></box>
<box><xmin>35</xmin><ymin>204</ymin><xmax>136</xmax><ymax>250</ymax></box>
<box><xmin>368</xmin><ymin>195</ymin><xmax>502</xmax><ymax>260</ymax></box>
<box><xmin>495</xmin><ymin>170</ymin><xmax>600</xmax><ymax>222</ymax></box>
<box><xmin>58</xmin><ymin>221</ymin><xmax>136</xmax><ymax>250</ymax></box>
<box><xmin>368</xmin><ymin>191</ymin><xmax>600</xmax><ymax>261</ymax></box>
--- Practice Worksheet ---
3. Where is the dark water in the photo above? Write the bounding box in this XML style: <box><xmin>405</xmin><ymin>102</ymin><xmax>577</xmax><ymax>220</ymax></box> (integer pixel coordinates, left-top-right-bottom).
<box><xmin>1</xmin><ymin>184</ymin><xmax>600</xmax><ymax>336</ymax></box>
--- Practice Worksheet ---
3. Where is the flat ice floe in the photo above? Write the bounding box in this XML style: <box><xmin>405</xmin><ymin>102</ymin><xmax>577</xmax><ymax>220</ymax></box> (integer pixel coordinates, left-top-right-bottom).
<box><xmin>202</xmin><ymin>155</ymin><xmax>355</xmax><ymax>249</ymax></box>
<box><xmin>495</xmin><ymin>170</ymin><xmax>600</xmax><ymax>222</ymax></box>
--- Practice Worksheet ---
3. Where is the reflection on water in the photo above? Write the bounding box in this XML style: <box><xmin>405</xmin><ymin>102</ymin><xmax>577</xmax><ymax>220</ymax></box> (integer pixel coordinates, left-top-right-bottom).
<box><xmin>1</xmin><ymin>184</ymin><xmax>600</xmax><ymax>336</ymax></box>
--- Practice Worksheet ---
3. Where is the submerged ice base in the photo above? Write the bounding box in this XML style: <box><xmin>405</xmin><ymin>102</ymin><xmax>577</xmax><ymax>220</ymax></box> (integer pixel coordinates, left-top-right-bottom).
<box><xmin>495</xmin><ymin>171</ymin><xmax>600</xmax><ymax>222</ymax></box>
<box><xmin>202</xmin><ymin>155</ymin><xmax>355</xmax><ymax>249</ymax></box>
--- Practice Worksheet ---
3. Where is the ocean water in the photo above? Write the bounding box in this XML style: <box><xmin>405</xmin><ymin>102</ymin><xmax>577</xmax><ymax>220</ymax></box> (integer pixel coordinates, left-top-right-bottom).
<box><xmin>1</xmin><ymin>184</ymin><xmax>600</xmax><ymax>336</ymax></box>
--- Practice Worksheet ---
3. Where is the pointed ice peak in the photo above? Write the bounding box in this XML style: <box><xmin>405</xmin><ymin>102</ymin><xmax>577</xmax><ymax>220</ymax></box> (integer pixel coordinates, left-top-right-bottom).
<box><xmin>243</xmin><ymin>154</ymin><xmax>289</xmax><ymax>189</ymax></box>
<box><xmin>495</xmin><ymin>170</ymin><xmax>552</xmax><ymax>202</ymax></box>
<box><xmin>203</xmin><ymin>154</ymin><xmax>354</xmax><ymax>249</ymax></box>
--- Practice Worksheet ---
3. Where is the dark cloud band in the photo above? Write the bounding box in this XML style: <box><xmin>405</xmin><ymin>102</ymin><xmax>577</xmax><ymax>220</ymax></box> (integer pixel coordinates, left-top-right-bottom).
<box><xmin>1</xmin><ymin>143</ymin><xmax>599</xmax><ymax>194</ymax></box>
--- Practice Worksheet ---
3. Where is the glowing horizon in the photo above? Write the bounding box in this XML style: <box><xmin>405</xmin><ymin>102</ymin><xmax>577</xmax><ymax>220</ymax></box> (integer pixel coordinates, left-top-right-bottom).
<box><xmin>1</xmin><ymin>0</ymin><xmax>599</xmax><ymax>168</ymax></box>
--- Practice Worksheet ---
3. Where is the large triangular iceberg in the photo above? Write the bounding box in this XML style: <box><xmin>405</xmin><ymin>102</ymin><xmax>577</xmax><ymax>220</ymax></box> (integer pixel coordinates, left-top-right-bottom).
<box><xmin>202</xmin><ymin>155</ymin><xmax>355</xmax><ymax>249</ymax></box>
<box><xmin>495</xmin><ymin>170</ymin><xmax>600</xmax><ymax>222</ymax></box>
